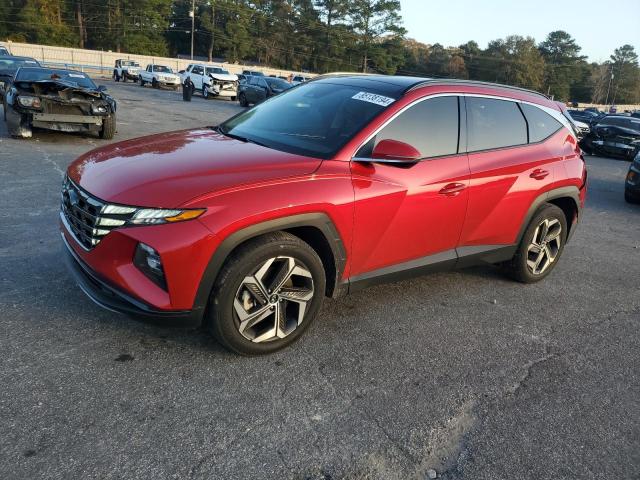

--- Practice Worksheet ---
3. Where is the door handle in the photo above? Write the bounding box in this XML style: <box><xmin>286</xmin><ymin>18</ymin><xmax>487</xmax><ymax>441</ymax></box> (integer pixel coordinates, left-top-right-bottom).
<box><xmin>439</xmin><ymin>182</ymin><xmax>467</xmax><ymax>196</ymax></box>
<box><xmin>530</xmin><ymin>169</ymin><xmax>549</xmax><ymax>180</ymax></box>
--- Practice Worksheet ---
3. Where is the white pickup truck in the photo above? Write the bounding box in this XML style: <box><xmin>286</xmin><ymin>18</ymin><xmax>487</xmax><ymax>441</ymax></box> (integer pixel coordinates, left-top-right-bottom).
<box><xmin>139</xmin><ymin>64</ymin><xmax>181</xmax><ymax>90</ymax></box>
<box><xmin>179</xmin><ymin>64</ymin><xmax>238</xmax><ymax>100</ymax></box>
<box><xmin>113</xmin><ymin>60</ymin><xmax>141</xmax><ymax>82</ymax></box>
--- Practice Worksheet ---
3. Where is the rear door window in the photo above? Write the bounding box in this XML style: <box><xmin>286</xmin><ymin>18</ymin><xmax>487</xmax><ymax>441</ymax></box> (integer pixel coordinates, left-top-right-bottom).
<box><xmin>520</xmin><ymin>104</ymin><xmax>563</xmax><ymax>143</ymax></box>
<box><xmin>466</xmin><ymin>97</ymin><xmax>527</xmax><ymax>152</ymax></box>
<box><xmin>357</xmin><ymin>96</ymin><xmax>460</xmax><ymax>159</ymax></box>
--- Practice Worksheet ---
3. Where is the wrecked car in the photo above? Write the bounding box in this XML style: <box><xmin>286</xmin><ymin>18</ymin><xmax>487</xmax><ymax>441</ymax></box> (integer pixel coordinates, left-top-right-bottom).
<box><xmin>4</xmin><ymin>67</ymin><xmax>116</xmax><ymax>139</ymax></box>
<box><xmin>581</xmin><ymin>115</ymin><xmax>640</xmax><ymax>160</ymax></box>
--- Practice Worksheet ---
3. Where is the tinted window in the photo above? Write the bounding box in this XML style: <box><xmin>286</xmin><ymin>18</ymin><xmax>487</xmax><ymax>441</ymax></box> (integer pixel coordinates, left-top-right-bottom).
<box><xmin>520</xmin><ymin>104</ymin><xmax>563</xmax><ymax>143</ymax></box>
<box><xmin>219</xmin><ymin>82</ymin><xmax>396</xmax><ymax>159</ymax></box>
<box><xmin>265</xmin><ymin>78</ymin><xmax>290</xmax><ymax>89</ymax></box>
<box><xmin>599</xmin><ymin>117</ymin><xmax>640</xmax><ymax>131</ymax></box>
<box><xmin>0</xmin><ymin>57</ymin><xmax>40</xmax><ymax>69</ymax></box>
<box><xmin>467</xmin><ymin>97</ymin><xmax>527</xmax><ymax>152</ymax></box>
<box><xmin>358</xmin><ymin>96</ymin><xmax>459</xmax><ymax>159</ymax></box>
<box><xmin>192</xmin><ymin>66</ymin><xmax>203</xmax><ymax>75</ymax></box>
<box><xmin>249</xmin><ymin>76</ymin><xmax>260</xmax><ymax>86</ymax></box>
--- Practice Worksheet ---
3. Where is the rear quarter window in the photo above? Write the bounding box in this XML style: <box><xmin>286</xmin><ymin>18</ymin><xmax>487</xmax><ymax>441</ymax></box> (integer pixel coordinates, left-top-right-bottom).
<box><xmin>467</xmin><ymin>97</ymin><xmax>527</xmax><ymax>152</ymax></box>
<box><xmin>520</xmin><ymin>104</ymin><xmax>563</xmax><ymax>143</ymax></box>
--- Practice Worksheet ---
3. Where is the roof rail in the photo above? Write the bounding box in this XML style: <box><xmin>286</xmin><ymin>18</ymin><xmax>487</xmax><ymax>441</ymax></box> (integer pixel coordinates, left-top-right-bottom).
<box><xmin>406</xmin><ymin>78</ymin><xmax>549</xmax><ymax>99</ymax></box>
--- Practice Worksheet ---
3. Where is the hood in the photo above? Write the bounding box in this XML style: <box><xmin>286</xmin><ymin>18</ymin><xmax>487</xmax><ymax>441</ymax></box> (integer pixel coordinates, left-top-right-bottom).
<box><xmin>209</xmin><ymin>73</ymin><xmax>238</xmax><ymax>82</ymax></box>
<box><xmin>20</xmin><ymin>79</ymin><xmax>102</xmax><ymax>97</ymax></box>
<box><xmin>68</xmin><ymin>128</ymin><xmax>321</xmax><ymax>207</ymax></box>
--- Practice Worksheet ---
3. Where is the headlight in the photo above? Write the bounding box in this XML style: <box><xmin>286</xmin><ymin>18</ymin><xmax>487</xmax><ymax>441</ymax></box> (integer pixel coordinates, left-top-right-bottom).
<box><xmin>130</xmin><ymin>208</ymin><xmax>205</xmax><ymax>225</ymax></box>
<box><xmin>17</xmin><ymin>96</ymin><xmax>41</xmax><ymax>108</ymax></box>
<box><xmin>91</xmin><ymin>104</ymin><xmax>108</xmax><ymax>114</ymax></box>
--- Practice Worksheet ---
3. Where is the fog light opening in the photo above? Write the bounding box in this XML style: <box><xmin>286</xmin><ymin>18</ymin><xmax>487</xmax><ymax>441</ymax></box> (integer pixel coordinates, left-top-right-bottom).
<box><xmin>133</xmin><ymin>242</ymin><xmax>167</xmax><ymax>290</ymax></box>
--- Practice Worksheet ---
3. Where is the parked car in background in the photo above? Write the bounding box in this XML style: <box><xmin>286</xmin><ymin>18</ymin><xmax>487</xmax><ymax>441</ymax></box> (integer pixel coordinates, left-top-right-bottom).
<box><xmin>568</xmin><ymin>109</ymin><xmax>600</xmax><ymax>125</ymax></box>
<box><xmin>113</xmin><ymin>60</ymin><xmax>141</xmax><ymax>82</ymax></box>
<box><xmin>60</xmin><ymin>75</ymin><xmax>586</xmax><ymax>355</ymax></box>
<box><xmin>180</xmin><ymin>64</ymin><xmax>238</xmax><ymax>100</ymax></box>
<box><xmin>291</xmin><ymin>75</ymin><xmax>309</xmax><ymax>85</ymax></box>
<box><xmin>631</xmin><ymin>111</ymin><xmax>640</xmax><ymax>119</ymax></box>
<box><xmin>581</xmin><ymin>115</ymin><xmax>640</xmax><ymax>160</ymax></box>
<box><xmin>0</xmin><ymin>45</ymin><xmax>11</xmax><ymax>56</ymax></box>
<box><xmin>139</xmin><ymin>64</ymin><xmax>181</xmax><ymax>90</ymax></box>
<box><xmin>5</xmin><ymin>67</ymin><xmax>116</xmax><ymax>139</ymax></box>
<box><xmin>242</xmin><ymin>69</ymin><xmax>264</xmax><ymax>77</ymax></box>
<box><xmin>572</xmin><ymin>119</ymin><xmax>590</xmax><ymax>140</ymax></box>
<box><xmin>0</xmin><ymin>56</ymin><xmax>40</xmax><ymax>101</ymax></box>
<box><xmin>625</xmin><ymin>153</ymin><xmax>640</xmax><ymax>204</ymax></box>
<box><xmin>238</xmin><ymin>76</ymin><xmax>292</xmax><ymax>106</ymax></box>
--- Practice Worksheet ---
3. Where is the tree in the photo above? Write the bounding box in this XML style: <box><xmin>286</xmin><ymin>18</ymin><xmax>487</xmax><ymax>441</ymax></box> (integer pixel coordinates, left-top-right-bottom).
<box><xmin>539</xmin><ymin>31</ymin><xmax>585</xmax><ymax>100</ymax></box>
<box><xmin>610</xmin><ymin>44</ymin><xmax>640</xmax><ymax>104</ymax></box>
<box><xmin>480</xmin><ymin>35</ymin><xmax>545</xmax><ymax>90</ymax></box>
<box><xmin>18</xmin><ymin>0</ymin><xmax>77</xmax><ymax>46</ymax></box>
<box><xmin>314</xmin><ymin>0</ymin><xmax>349</xmax><ymax>71</ymax></box>
<box><xmin>349</xmin><ymin>0</ymin><xmax>405</xmax><ymax>72</ymax></box>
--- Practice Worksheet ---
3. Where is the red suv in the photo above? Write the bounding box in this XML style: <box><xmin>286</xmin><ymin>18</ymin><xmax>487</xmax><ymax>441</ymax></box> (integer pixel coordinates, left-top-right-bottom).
<box><xmin>61</xmin><ymin>75</ymin><xmax>587</xmax><ymax>355</ymax></box>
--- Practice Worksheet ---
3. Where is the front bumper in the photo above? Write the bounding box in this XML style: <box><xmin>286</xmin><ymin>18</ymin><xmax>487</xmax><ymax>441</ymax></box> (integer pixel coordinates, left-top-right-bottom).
<box><xmin>62</xmin><ymin>232</ymin><xmax>202</xmax><ymax>326</ymax></box>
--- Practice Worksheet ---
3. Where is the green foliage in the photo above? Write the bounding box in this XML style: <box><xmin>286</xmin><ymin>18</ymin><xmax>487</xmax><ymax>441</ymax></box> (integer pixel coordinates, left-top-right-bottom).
<box><xmin>0</xmin><ymin>1</ymin><xmax>638</xmax><ymax>103</ymax></box>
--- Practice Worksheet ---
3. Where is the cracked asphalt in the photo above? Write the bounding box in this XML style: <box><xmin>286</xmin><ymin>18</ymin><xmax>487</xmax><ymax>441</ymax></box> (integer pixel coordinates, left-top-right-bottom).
<box><xmin>1</xmin><ymin>81</ymin><xmax>639</xmax><ymax>480</ymax></box>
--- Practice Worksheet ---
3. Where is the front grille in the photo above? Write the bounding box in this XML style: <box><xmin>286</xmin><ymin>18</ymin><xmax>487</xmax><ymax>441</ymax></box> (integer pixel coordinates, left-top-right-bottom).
<box><xmin>45</xmin><ymin>102</ymin><xmax>84</xmax><ymax>115</ymax></box>
<box><xmin>60</xmin><ymin>176</ymin><xmax>134</xmax><ymax>250</ymax></box>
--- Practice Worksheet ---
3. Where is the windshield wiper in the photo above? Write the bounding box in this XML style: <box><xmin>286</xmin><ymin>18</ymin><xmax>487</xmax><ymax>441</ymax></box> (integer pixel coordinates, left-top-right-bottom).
<box><xmin>214</xmin><ymin>126</ymin><xmax>269</xmax><ymax>148</ymax></box>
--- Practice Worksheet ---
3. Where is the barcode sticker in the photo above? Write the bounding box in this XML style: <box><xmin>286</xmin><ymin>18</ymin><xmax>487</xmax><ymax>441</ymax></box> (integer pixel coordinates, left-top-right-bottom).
<box><xmin>352</xmin><ymin>91</ymin><xmax>395</xmax><ymax>107</ymax></box>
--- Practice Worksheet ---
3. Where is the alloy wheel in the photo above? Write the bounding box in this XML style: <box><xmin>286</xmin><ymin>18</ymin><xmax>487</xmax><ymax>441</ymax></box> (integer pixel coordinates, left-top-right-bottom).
<box><xmin>526</xmin><ymin>218</ymin><xmax>562</xmax><ymax>275</ymax></box>
<box><xmin>233</xmin><ymin>256</ymin><xmax>314</xmax><ymax>343</ymax></box>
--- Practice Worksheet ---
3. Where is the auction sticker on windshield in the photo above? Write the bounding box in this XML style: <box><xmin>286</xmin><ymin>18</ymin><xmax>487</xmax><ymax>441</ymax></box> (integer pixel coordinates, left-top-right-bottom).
<box><xmin>352</xmin><ymin>91</ymin><xmax>395</xmax><ymax>107</ymax></box>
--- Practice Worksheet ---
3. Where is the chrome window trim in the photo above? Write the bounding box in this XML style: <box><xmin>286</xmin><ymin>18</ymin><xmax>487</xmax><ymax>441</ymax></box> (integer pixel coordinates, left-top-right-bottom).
<box><xmin>350</xmin><ymin>92</ymin><xmax>576</xmax><ymax>162</ymax></box>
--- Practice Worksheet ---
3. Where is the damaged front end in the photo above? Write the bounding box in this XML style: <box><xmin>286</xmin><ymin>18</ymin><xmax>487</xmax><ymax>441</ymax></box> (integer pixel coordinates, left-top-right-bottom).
<box><xmin>6</xmin><ymin>79</ymin><xmax>115</xmax><ymax>138</ymax></box>
<box><xmin>582</xmin><ymin>123</ymin><xmax>640</xmax><ymax>160</ymax></box>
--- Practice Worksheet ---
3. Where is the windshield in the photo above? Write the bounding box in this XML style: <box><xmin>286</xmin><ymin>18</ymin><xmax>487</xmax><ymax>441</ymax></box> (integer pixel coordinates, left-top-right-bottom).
<box><xmin>599</xmin><ymin>117</ymin><xmax>640</xmax><ymax>131</ymax></box>
<box><xmin>207</xmin><ymin>67</ymin><xmax>230</xmax><ymax>75</ymax></box>
<box><xmin>0</xmin><ymin>57</ymin><xmax>40</xmax><ymax>69</ymax></box>
<box><xmin>265</xmin><ymin>78</ymin><xmax>290</xmax><ymax>89</ymax></box>
<box><xmin>154</xmin><ymin>65</ymin><xmax>173</xmax><ymax>73</ymax></box>
<box><xmin>219</xmin><ymin>82</ymin><xmax>395</xmax><ymax>159</ymax></box>
<box><xmin>15</xmin><ymin>68</ymin><xmax>97</xmax><ymax>89</ymax></box>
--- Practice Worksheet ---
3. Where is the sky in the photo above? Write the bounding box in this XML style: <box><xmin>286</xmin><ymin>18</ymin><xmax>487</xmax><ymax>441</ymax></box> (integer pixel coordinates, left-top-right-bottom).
<box><xmin>400</xmin><ymin>0</ymin><xmax>640</xmax><ymax>62</ymax></box>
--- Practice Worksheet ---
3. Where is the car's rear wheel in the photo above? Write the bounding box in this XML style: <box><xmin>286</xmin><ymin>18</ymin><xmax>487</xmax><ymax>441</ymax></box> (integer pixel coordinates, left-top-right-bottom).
<box><xmin>207</xmin><ymin>232</ymin><xmax>326</xmax><ymax>355</ymax></box>
<box><xmin>239</xmin><ymin>93</ymin><xmax>248</xmax><ymax>107</ymax></box>
<box><xmin>99</xmin><ymin>114</ymin><xmax>116</xmax><ymax>140</ymax></box>
<box><xmin>503</xmin><ymin>204</ymin><xmax>567</xmax><ymax>283</ymax></box>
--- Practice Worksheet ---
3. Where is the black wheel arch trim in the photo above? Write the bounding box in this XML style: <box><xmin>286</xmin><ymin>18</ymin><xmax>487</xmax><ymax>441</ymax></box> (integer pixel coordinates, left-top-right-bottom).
<box><xmin>192</xmin><ymin>212</ymin><xmax>347</xmax><ymax>317</ymax></box>
<box><xmin>516</xmin><ymin>186</ymin><xmax>582</xmax><ymax>245</ymax></box>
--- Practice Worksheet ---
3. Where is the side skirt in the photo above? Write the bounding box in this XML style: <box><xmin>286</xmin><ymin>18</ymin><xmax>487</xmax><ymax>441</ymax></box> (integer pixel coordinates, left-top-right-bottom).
<box><xmin>347</xmin><ymin>244</ymin><xmax>517</xmax><ymax>293</ymax></box>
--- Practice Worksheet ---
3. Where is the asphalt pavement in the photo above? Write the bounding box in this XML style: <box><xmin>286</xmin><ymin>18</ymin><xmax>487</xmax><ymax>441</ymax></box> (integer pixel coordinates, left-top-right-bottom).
<box><xmin>0</xmin><ymin>81</ymin><xmax>639</xmax><ymax>480</ymax></box>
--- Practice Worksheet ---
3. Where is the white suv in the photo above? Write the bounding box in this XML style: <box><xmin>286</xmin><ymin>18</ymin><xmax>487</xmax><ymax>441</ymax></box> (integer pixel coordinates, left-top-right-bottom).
<box><xmin>180</xmin><ymin>64</ymin><xmax>238</xmax><ymax>100</ymax></box>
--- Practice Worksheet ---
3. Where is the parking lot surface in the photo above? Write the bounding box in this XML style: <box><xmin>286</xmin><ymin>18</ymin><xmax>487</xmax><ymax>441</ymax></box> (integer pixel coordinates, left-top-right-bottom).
<box><xmin>1</xmin><ymin>81</ymin><xmax>639</xmax><ymax>480</ymax></box>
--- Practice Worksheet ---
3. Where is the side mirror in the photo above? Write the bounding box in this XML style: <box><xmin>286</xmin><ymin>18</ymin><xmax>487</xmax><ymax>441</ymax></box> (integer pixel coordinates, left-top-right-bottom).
<box><xmin>97</xmin><ymin>85</ymin><xmax>107</xmax><ymax>92</ymax></box>
<box><xmin>371</xmin><ymin>139</ymin><xmax>421</xmax><ymax>163</ymax></box>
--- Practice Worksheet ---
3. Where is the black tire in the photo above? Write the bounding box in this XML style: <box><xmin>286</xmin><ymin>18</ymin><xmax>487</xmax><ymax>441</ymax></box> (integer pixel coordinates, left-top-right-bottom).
<box><xmin>230</xmin><ymin>96</ymin><xmax>237</xmax><ymax>102</ymax></box>
<box><xmin>239</xmin><ymin>93</ymin><xmax>248</xmax><ymax>107</ymax></box>
<box><xmin>99</xmin><ymin>114</ymin><xmax>116</xmax><ymax>140</ymax></box>
<box><xmin>502</xmin><ymin>204</ymin><xmax>568</xmax><ymax>283</ymax></box>
<box><xmin>152</xmin><ymin>78</ymin><xmax>158</xmax><ymax>89</ymax></box>
<box><xmin>122</xmin><ymin>74</ymin><xmax>127</xmax><ymax>83</ymax></box>
<box><xmin>113</xmin><ymin>71</ymin><xmax>120</xmax><ymax>82</ymax></box>
<box><xmin>625</xmin><ymin>189</ymin><xmax>640</xmax><ymax>204</ymax></box>
<box><xmin>206</xmin><ymin>232</ymin><xmax>326</xmax><ymax>355</ymax></box>
<box><xmin>202</xmin><ymin>85</ymin><xmax>209</xmax><ymax>99</ymax></box>
<box><xmin>140</xmin><ymin>78</ymin><xmax>145</xmax><ymax>87</ymax></box>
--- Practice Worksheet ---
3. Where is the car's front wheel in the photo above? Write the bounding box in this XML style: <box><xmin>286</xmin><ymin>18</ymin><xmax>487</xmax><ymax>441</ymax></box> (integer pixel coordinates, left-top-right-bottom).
<box><xmin>207</xmin><ymin>232</ymin><xmax>326</xmax><ymax>355</ymax></box>
<box><xmin>503</xmin><ymin>204</ymin><xmax>567</xmax><ymax>283</ymax></box>
<box><xmin>99</xmin><ymin>114</ymin><xmax>116</xmax><ymax>140</ymax></box>
<box><xmin>239</xmin><ymin>92</ymin><xmax>248</xmax><ymax>107</ymax></box>
<box><xmin>625</xmin><ymin>189</ymin><xmax>640</xmax><ymax>204</ymax></box>
<box><xmin>202</xmin><ymin>85</ymin><xmax>209</xmax><ymax>99</ymax></box>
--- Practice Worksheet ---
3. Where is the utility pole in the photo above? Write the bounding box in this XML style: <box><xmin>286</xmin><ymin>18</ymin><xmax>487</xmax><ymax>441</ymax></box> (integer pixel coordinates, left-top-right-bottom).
<box><xmin>605</xmin><ymin>65</ymin><xmax>614</xmax><ymax>106</ymax></box>
<box><xmin>190</xmin><ymin>0</ymin><xmax>195</xmax><ymax>60</ymax></box>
